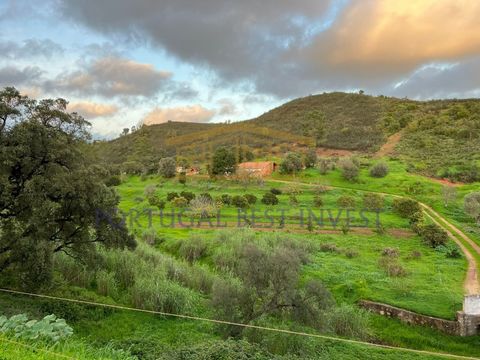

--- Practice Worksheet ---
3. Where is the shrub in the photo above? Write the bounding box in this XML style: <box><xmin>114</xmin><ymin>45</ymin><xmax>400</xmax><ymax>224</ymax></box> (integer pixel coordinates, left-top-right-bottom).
<box><xmin>178</xmin><ymin>236</ymin><xmax>209</xmax><ymax>264</ymax></box>
<box><xmin>261</xmin><ymin>192</ymin><xmax>279</xmax><ymax>205</ymax></box>
<box><xmin>189</xmin><ymin>195</ymin><xmax>217</xmax><ymax>218</ymax></box>
<box><xmin>345</xmin><ymin>249</ymin><xmax>359</xmax><ymax>258</ymax></box>
<box><xmin>362</xmin><ymin>193</ymin><xmax>384</xmax><ymax>211</ymax></box>
<box><xmin>418</xmin><ymin>224</ymin><xmax>448</xmax><ymax>248</ymax></box>
<box><xmin>244</xmin><ymin>194</ymin><xmax>257</xmax><ymax>205</ymax></box>
<box><xmin>339</xmin><ymin>158</ymin><xmax>360</xmax><ymax>182</ymax></box>
<box><xmin>313</xmin><ymin>195</ymin><xmax>323</xmax><ymax>207</ymax></box>
<box><xmin>158</xmin><ymin>157</ymin><xmax>177</xmax><ymax>178</ymax></box>
<box><xmin>200</xmin><ymin>192</ymin><xmax>213</xmax><ymax>202</ymax></box>
<box><xmin>304</xmin><ymin>148</ymin><xmax>317</xmax><ymax>168</ymax></box>
<box><xmin>382</xmin><ymin>247</ymin><xmax>399</xmax><ymax>257</ymax></box>
<box><xmin>337</xmin><ymin>195</ymin><xmax>356</xmax><ymax>209</ymax></box>
<box><xmin>220</xmin><ymin>194</ymin><xmax>232</xmax><ymax>205</ymax></box>
<box><xmin>407</xmin><ymin>250</ymin><xmax>422</xmax><ymax>260</ymax></box>
<box><xmin>369</xmin><ymin>162</ymin><xmax>389</xmax><ymax>178</ymax></box>
<box><xmin>436</xmin><ymin>244</ymin><xmax>462</xmax><ymax>259</ymax></box>
<box><xmin>180</xmin><ymin>191</ymin><xmax>195</xmax><ymax>203</ymax></box>
<box><xmin>392</xmin><ymin>198</ymin><xmax>421</xmax><ymax>220</ymax></box>
<box><xmin>167</xmin><ymin>192</ymin><xmax>180</xmax><ymax>201</ymax></box>
<box><xmin>279</xmin><ymin>152</ymin><xmax>303</xmax><ymax>174</ymax></box>
<box><xmin>147</xmin><ymin>195</ymin><xmax>166</xmax><ymax>210</ymax></box>
<box><xmin>96</xmin><ymin>270</ymin><xmax>118</xmax><ymax>298</ymax></box>
<box><xmin>326</xmin><ymin>305</ymin><xmax>369</xmax><ymax>339</ymax></box>
<box><xmin>270</xmin><ymin>188</ymin><xmax>282</xmax><ymax>195</ymax></box>
<box><xmin>464</xmin><ymin>192</ymin><xmax>480</xmax><ymax>225</ymax></box>
<box><xmin>105</xmin><ymin>175</ymin><xmax>121</xmax><ymax>187</ymax></box>
<box><xmin>232</xmin><ymin>195</ymin><xmax>249</xmax><ymax>209</ymax></box>
<box><xmin>320</xmin><ymin>243</ymin><xmax>340</xmax><ymax>253</ymax></box>
<box><xmin>378</xmin><ymin>258</ymin><xmax>407</xmax><ymax>277</ymax></box>
<box><xmin>172</xmin><ymin>196</ymin><xmax>188</xmax><ymax>208</ymax></box>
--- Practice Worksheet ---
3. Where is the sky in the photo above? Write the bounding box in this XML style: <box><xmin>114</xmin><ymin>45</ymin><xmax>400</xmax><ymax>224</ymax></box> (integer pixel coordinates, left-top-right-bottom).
<box><xmin>1</xmin><ymin>0</ymin><xmax>480</xmax><ymax>138</ymax></box>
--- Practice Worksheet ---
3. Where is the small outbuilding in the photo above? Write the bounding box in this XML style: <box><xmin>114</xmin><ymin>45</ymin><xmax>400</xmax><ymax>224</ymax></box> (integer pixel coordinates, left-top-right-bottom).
<box><xmin>237</xmin><ymin>161</ymin><xmax>277</xmax><ymax>177</ymax></box>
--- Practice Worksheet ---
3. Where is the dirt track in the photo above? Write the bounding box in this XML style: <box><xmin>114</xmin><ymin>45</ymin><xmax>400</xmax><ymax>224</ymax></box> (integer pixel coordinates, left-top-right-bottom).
<box><xmin>272</xmin><ymin>179</ymin><xmax>480</xmax><ymax>296</ymax></box>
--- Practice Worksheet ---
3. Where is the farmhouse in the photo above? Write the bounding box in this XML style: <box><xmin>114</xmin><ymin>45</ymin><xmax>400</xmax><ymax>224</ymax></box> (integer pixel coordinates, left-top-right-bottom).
<box><xmin>237</xmin><ymin>161</ymin><xmax>277</xmax><ymax>177</ymax></box>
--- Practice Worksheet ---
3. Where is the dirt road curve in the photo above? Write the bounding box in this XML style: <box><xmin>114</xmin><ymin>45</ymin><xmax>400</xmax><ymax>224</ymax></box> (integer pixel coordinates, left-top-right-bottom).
<box><xmin>272</xmin><ymin>179</ymin><xmax>480</xmax><ymax>295</ymax></box>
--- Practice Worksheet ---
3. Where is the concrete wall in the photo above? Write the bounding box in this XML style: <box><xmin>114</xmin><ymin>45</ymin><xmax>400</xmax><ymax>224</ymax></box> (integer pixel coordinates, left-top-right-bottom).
<box><xmin>464</xmin><ymin>295</ymin><xmax>480</xmax><ymax>315</ymax></box>
<box><xmin>359</xmin><ymin>300</ymin><xmax>480</xmax><ymax>336</ymax></box>
<box><xmin>359</xmin><ymin>300</ymin><xmax>459</xmax><ymax>335</ymax></box>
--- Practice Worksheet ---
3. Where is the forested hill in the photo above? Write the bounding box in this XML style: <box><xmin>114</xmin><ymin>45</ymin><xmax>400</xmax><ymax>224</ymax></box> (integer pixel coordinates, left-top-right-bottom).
<box><xmin>92</xmin><ymin>92</ymin><xmax>480</xmax><ymax>181</ymax></box>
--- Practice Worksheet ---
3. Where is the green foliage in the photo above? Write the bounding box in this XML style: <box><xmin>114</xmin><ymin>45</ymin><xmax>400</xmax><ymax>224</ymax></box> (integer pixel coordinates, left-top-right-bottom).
<box><xmin>178</xmin><ymin>171</ymin><xmax>187</xmax><ymax>185</ymax></box>
<box><xmin>220</xmin><ymin>194</ymin><xmax>233</xmax><ymax>205</ymax></box>
<box><xmin>212</xmin><ymin>147</ymin><xmax>236</xmax><ymax>175</ymax></box>
<box><xmin>280</xmin><ymin>152</ymin><xmax>303</xmax><ymax>174</ymax></box>
<box><xmin>464</xmin><ymin>192</ymin><xmax>480</xmax><ymax>225</ymax></box>
<box><xmin>0</xmin><ymin>314</ymin><xmax>73</xmax><ymax>343</ymax></box>
<box><xmin>105</xmin><ymin>175</ymin><xmax>122</xmax><ymax>187</ymax></box>
<box><xmin>270</xmin><ymin>188</ymin><xmax>282</xmax><ymax>195</ymax></box>
<box><xmin>362</xmin><ymin>193</ymin><xmax>384</xmax><ymax>211</ymax></box>
<box><xmin>180</xmin><ymin>191</ymin><xmax>195</xmax><ymax>203</ymax></box>
<box><xmin>261</xmin><ymin>192</ymin><xmax>279</xmax><ymax>205</ymax></box>
<box><xmin>304</xmin><ymin>148</ymin><xmax>318</xmax><ymax>168</ymax></box>
<box><xmin>232</xmin><ymin>195</ymin><xmax>249</xmax><ymax>209</ymax></box>
<box><xmin>244</xmin><ymin>194</ymin><xmax>258</xmax><ymax>205</ymax></box>
<box><xmin>369</xmin><ymin>163</ymin><xmax>389</xmax><ymax>178</ymax></box>
<box><xmin>337</xmin><ymin>196</ymin><xmax>356</xmax><ymax>209</ymax></box>
<box><xmin>392</xmin><ymin>199</ymin><xmax>422</xmax><ymax>220</ymax></box>
<box><xmin>167</xmin><ymin>192</ymin><xmax>180</xmax><ymax>201</ymax></box>
<box><xmin>313</xmin><ymin>195</ymin><xmax>324</xmax><ymax>207</ymax></box>
<box><xmin>158</xmin><ymin>157</ymin><xmax>177</xmax><ymax>178</ymax></box>
<box><xmin>339</xmin><ymin>158</ymin><xmax>359</xmax><ymax>182</ymax></box>
<box><xmin>172</xmin><ymin>196</ymin><xmax>188</xmax><ymax>208</ymax></box>
<box><xmin>417</xmin><ymin>224</ymin><xmax>448</xmax><ymax>248</ymax></box>
<box><xmin>0</xmin><ymin>87</ymin><xmax>135</xmax><ymax>287</ymax></box>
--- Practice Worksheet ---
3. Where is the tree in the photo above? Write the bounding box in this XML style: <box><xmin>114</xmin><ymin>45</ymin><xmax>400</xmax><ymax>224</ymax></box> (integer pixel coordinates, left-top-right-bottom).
<box><xmin>442</xmin><ymin>185</ymin><xmax>457</xmax><ymax>208</ymax></box>
<box><xmin>279</xmin><ymin>152</ymin><xmax>303</xmax><ymax>174</ymax></box>
<box><xmin>370</xmin><ymin>163</ymin><xmax>389</xmax><ymax>178</ymax></box>
<box><xmin>304</xmin><ymin>148</ymin><xmax>317</xmax><ymax>169</ymax></box>
<box><xmin>178</xmin><ymin>171</ymin><xmax>187</xmax><ymax>186</ymax></box>
<box><xmin>211</xmin><ymin>147</ymin><xmax>236</xmax><ymax>175</ymax></box>
<box><xmin>464</xmin><ymin>192</ymin><xmax>480</xmax><ymax>225</ymax></box>
<box><xmin>261</xmin><ymin>192</ymin><xmax>279</xmax><ymax>205</ymax></box>
<box><xmin>339</xmin><ymin>158</ymin><xmax>359</xmax><ymax>182</ymax></box>
<box><xmin>158</xmin><ymin>157</ymin><xmax>176</xmax><ymax>178</ymax></box>
<box><xmin>121</xmin><ymin>128</ymin><xmax>129</xmax><ymax>136</ymax></box>
<box><xmin>0</xmin><ymin>87</ymin><xmax>135</xmax><ymax>288</ymax></box>
<box><xmin>211</xmin><ymin>242</ymin><xmax>333</xmax><ymax>337</ymax></box>
<box><xmin>303</xmin><ymin>110</ymin><xmax>326</xmax><ymax>146</ymax></box>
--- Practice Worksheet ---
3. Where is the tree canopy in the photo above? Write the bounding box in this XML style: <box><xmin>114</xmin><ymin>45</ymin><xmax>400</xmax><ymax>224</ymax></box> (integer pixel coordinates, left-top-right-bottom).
<box><xmin>0</xmin><ymin>87</ymin><xmax>135</xmax><ymax>289</ymax></box>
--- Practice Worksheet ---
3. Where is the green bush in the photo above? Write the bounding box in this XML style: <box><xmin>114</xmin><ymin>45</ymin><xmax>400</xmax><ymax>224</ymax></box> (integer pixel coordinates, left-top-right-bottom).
<box><xmin>369</xmin><ymin>162</ymin><xmax>389</xmax><ymax>178</ymax></box>
<box><xmin>392</xmin><ymin>198</ymin><xmax>421</xmax><ymax>220</ymax></box>
<box><xmin>313</xmin><ymin>195</ymin><xmax>324</xmax><ymax>207</ymax></box>
<box><xmin>279</xmin><ymin>152</ymin><xmax>303</xmax><ymax>174</ymax></box>
<box><xmin>362</xmin><ymin>193</ymin><xmax>384</xmax><ymax>211</ymax></box>
<box><xmin>339</xmin><ymin>158</ymin><xmax>359</xmax><ymax>182</ymax></box>
<box><xmin>105</xmin><ymin>175</ymin><xmax>122</xmax><ymax>187</ymax></box>
<box><xmin>232</xmin><ymin>195</ymin><xmax>249</xmax><ymax>209</ymax></box>
<box><xmin>261</xmin><ymin>192</ymin><xmax>279</xmax><ymax>205</ymax></box>
<box><xmin>418</xmin><ymin>224</ymin><xmax>448</xmax><ymax>248</ymax></box>
<box><xmin>180</xmin><ymin>191</ymin><xmax>195</xmax><ymax>202</ymax></box>
<box><xmin>270</xmin><ymin>188</ymin><xmax>282</xmax><ymax>195</ymax></box>
<box><xmin>337</xmin><ymin>196</ymin><xmax>356</xmax><ymax>209</ymax></box>
<box><xmin>167</xmin><ymin>192</ymin><xmax>180</xmax><ymax>201</ymax></box>
<box><xmin>244</xmin><ymin>194</ymin><xmax>257</xmax><ymax>205</ymax></box>
<box><xmin>172</xmin><ymin>196</ymin><xmax>188</xmax><ymax>208</ymax></box>
<box><xmin>220</xmin><ymin>194</ymin><xmax>232</xmax><ymax>205</ymax></box>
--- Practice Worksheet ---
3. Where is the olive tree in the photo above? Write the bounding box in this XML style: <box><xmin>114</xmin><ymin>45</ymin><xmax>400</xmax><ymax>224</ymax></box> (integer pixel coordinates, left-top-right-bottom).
<box><xmin>464</xmin><ymin>192</ymin><xmax>480</xmax><ymax>225</ymax></box>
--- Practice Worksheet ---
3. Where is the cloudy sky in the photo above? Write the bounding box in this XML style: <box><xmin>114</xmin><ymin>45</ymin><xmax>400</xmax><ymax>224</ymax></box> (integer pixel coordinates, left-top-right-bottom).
<box><xmin>1</xmin><ymin>0</ymin><xmax>480</xmax><ymax>138</ymax></box>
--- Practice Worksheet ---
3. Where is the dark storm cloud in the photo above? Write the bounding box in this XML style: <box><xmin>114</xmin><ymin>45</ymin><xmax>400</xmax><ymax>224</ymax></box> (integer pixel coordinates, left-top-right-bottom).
<box><xmin>59</xmin><ymin>0</ymin><xmax>480</xmax><ymax>99</ymax></box>
<box><xmin>58</xmin><ymin>0</ymin><xmax>333</xmax><ymax>97</ymax></box>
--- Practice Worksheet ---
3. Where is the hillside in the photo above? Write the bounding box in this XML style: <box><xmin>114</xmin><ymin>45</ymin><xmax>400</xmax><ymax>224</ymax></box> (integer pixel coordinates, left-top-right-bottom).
<box><xmin>92</xmin><ymin>92</ymin><xmax>480</xmax><ymax>181</ymax></box>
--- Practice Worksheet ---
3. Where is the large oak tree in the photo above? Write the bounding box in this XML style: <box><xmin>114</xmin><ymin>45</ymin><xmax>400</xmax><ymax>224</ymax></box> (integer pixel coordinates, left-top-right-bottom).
<box><xmin>0</xmin><ymin>87</ymin><xmax>135</xmax><ymax>289</ymax></box>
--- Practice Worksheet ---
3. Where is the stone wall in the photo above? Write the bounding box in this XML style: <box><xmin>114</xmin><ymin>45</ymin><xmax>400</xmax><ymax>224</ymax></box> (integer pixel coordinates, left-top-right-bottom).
<box><xmin>359</xmin><ymin>300</ymin><xmax>459</xmax><ymax>335</ymax></box>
